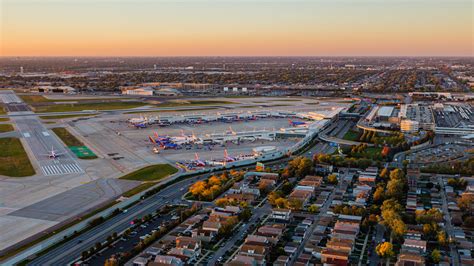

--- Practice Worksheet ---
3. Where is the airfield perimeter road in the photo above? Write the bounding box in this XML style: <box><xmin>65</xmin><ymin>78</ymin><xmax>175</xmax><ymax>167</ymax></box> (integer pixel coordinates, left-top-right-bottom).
<box><xmin>27</xmin><ymin>174</ymin><xmax>207</xmax><ymax>266</ymax></box>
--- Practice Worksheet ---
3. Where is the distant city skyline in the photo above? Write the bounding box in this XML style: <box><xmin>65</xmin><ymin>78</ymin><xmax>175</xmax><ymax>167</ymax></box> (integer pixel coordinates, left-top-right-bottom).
<box><xmin>1</xmin><ymin>0</ymin><xmax>472</xmax><ymax>57</ymax></box>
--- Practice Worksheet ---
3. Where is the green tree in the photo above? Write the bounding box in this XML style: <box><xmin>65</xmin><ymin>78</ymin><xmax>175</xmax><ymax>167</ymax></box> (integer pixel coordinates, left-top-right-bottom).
<box><xmin>416</xmin><ymin>209</ymin><xmax>443</xmax><ymax>224</ymax></box>
<box><xmin>289</xmin><ymin>198</ymin><xmax>303</xmax><ymax>211</ymax></box>
<box><xmin>239</xmin><ymin>208</ymin><xmax>252</xmax><ymax>222</ymax></box>
<box><xmin>389</xmin><ymin>168</ymin><xmax>404</xmax><ymax>180</ymax></box>
<box><xmin>281</xmin><ymin>182</ymin><xmax>294</xmax><ymax>195</ymax></box>
<box><xmin>219</xmin><ymin>216</ymin><xmax>238</xmax><ymax>237</ymax></box>
<box><xmin>308</xmin><ymin>204</ymin><xmax>319</xmax><ymax>213</ymax></box>
<box><xmin>431</xmin><ymin>249</ymin><xmax>441</xmax><ymax>264</ymax></box>
<box><xmin>295</xmin><ymin>157</ymin><xmax>313</xmax><ymax>178</ymax></box>
<box><xmin>386</xmin><ymin>178</ymin><xmax>404</xmax><ymax>200</ymax></box>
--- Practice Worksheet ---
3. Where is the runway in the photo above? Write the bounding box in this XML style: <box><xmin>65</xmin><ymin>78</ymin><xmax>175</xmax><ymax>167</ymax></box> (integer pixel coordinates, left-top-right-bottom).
<box><xmin>2</xmin><ymin>90</ymin><xmax>84</xmax><ymax>177</ymax></box>
<box><xmin>0</xmin><ymin>91</ymin><xmax>22</xmax><ymax>104</ymax></box>
<box><xmin>14</xmin><ymin>117</ymin><xmax>84</xmax><ymax>176</ymax></box>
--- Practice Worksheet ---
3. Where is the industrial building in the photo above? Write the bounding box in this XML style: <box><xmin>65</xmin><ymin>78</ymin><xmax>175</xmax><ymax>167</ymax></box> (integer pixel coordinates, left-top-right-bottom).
<box><xmin>399</xmin><ymin>104</ymin><xmax>434</xmax><ymax>131</ymax></box>
<box><xmin>121</xmin><ymin>86</ymin><xmax>181</xmax><ymax>96</ymax></box>
<box><xmin>121</xmin><ymin>86</ymin><xmax>154</xmax><ymax>96</ymax></box>
<box><xmin>30</xmin><ymin>86</ymin><xmax>76</xmax><ymax>94</ymax></box>
<box><xmin>400</xmin><ymin>120</ymin><xmax>419</xmax><ymax>133</ymax></box>
<box><xmin>222</xmin><ymin>86</ymin><xmax>249</xmax><ymax>94</ymax></box>
<box><xmin>433</xmin><ymin>103</ymin><xmax>474</xmax><ymax>136</ymax></box>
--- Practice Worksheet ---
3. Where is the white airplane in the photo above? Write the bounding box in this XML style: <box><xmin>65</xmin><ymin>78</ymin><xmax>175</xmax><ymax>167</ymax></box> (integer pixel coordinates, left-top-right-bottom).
<box><xmin>224</xmin><ymin>149</ymin><xmax>237</xmax><ymax>162</ymax></box>
<box><xmin>170</xmin><ymin>130</ymin><xmax>200</xmax><ymax>145</ymax></box>
<box><xmin>43</xmin><ymin>146</ymin><xmax>64</xmax><ymax>159</ymax></box>
<box><xmin>192</xmin><ymin>153</ymin><xmax>206</xmax><ymax>167</ymax></box>
<box><xmin>128</xmin><ymin>115</ymin><xmax>147</xmax><ymax>124</ymax></box>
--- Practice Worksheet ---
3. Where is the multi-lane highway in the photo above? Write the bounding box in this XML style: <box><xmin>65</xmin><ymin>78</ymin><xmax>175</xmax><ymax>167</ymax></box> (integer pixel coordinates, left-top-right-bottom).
<box><xmin>27</xmin><ymin>174</ymin><xmax>206</xmax><ymax>265</ymax></box>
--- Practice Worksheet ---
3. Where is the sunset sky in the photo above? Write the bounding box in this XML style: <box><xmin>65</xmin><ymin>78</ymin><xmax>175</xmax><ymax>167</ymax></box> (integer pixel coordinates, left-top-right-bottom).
<box><xmin>0</xmin><ymin>0</ymin><xmax>472</xmax><ymax>56</ymax></box>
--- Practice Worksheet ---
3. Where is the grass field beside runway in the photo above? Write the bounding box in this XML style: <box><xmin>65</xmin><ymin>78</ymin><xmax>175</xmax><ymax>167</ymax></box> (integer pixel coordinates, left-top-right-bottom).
<box><xmin>52</xmin><ymin>128</ymin><xmax>84</xmax><ymax>146</ymax></box>
<box><xmin>0</xmin><ymin>124</ymin><xmax>14</xmax><ymax>133</ymax></box>
<box><xmin>120</xmin><ymin>164</ymin><xmax>178</xmax><ymax>182</ymax></box>
<box><xmin>52</xmin><ymin>127</ymin><xmax>98</xmax><ymax>159</ymax></box>
<box><xmin>124</xmin><ymin>107</ymin><xmax>217</xmax><ymax>114</ymax></box>
<box><xmin>0</xmin><ymin>138</ymin><xmax>35</xmax><ymax>177</ymax></box>
<box><xmin>33</xmin><ymin>99</ymin><xmax>234</xmax><ymax>113</ymax></box>
<box><xmin>39</xmin><ymin>114</ymin><xmax>98</xmax><ymax>120</ymax></box>
<box><xmin>20</xmin><ymin>95</ymin><xmax>132</xmax><ymax>103</ymax></box>
<box><xmin>19</xmin><ymin>95</ymin><xmax>55</xmax><ymax>103</ymax></box>
<box><xmin>155</xmin><ymin>100</ymin><xmax>235</xmax><ymax>107</ymax></box>
<box><xmin>33</xmin><ymin>101</ymin><xmax>147</xmax><ymax>113</ymax></box>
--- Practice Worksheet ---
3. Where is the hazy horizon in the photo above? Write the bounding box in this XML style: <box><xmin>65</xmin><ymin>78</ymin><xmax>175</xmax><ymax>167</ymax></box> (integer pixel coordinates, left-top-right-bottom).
<box><xmin>1</xmin><ymin>0</ymin><xmax>473</xmax><ymax>57</ymax></box>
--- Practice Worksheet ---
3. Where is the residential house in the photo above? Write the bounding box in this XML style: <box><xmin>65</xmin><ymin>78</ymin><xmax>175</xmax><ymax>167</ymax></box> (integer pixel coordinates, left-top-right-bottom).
<box><xmin>395</xmin><ymin>250</ymin><xmax>425</xmax><ymax>266</ymax></box>
<box><xmin>271</xmin><ymin>208</ymin><xmax>292</xmax><ymax>222</ymax></box>
<box><xmin>152</xmin><ymin>255</ymin><xmax>184</xmax><ymax>266</ymax></box>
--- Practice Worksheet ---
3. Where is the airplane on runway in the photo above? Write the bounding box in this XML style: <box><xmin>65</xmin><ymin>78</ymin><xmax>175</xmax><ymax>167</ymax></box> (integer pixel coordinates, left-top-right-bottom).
<box><xmin>43</xmin><ymin>146</ymin><xmax>64</xmax><ymax>159</ymax></box>
<box><xmin>288</xmin><ymin>119</ymin><xmax>308</xmax><ymax>128</ymax></box>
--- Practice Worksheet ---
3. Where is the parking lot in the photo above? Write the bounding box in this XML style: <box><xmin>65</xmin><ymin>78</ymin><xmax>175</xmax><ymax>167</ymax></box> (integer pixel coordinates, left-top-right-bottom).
<box><xmin>407</xmin><ymin>143</ymin><xmax>471</xmax><ymax>165</ymax></box>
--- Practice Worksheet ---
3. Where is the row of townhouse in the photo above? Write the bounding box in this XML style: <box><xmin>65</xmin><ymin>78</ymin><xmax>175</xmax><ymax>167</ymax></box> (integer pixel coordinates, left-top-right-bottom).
<box><xmin>442</xmin><ymin>175</ymin><xmax>474</xmax><ymax>265</ymax></box>
<box><xmin>132</xmin><ymin>214</ymin><xmax>208</xmax><ymax>266</ymax></box>
<box><xmin>395</xmin><ymin>238</ymin><xmax>427</xmax><ymax>266</ymax></box>
<box><xmin>288</xmin><ymin>175</ymin><xmax>324</xmax><ymax>207</ymax></box>
<box><xmin>193</xmin><ymin>206</ymin><xmax>241</xmax><ymax>243</ymax></box>
<box><xmin>226</xmin><ymin>171</ymin><xmax>280</xmax><ymax>203</ymax></box>
<box><xmin>226</xmin><ymin>223</ymin><xmax>286</xmax><ymax>266</ymax></box>
<box><xmin>406</xmin><ymin>169</ymin><xmax>443</xmax><ymax>214</ymax></box>
<box><xmin>320</xmin><ymin>215</ymin><xmax>363</xmax><ymax>266</ymax></box>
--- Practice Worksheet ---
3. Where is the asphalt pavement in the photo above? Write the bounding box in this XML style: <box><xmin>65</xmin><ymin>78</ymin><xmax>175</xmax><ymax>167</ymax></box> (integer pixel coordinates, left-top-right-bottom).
<box><xmin>27</xmin><ymin>175</ymin><xmax>205</xmax><ymax>265</ymax></box>
<box><xmin>207</xmin><ymin>203</ymin><xmax>272</xmax><ymax>265</ymax></box>
<box><xmin>288</xmin><ymin>168</ymin><xmax>351</xmax><ymax>265</ymax></box>
<box><xmin>437</xmin><ymin>176</ymin><xmax>460</xmax><ymax>266</ymax></box>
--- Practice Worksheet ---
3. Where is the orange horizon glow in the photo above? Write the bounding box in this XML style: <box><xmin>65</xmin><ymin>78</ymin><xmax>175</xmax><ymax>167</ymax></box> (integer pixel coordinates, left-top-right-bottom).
<box><xmin>1</xmin><ymin>0</ymin><xmax>473</xmax><ymax>57</ymax></box>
